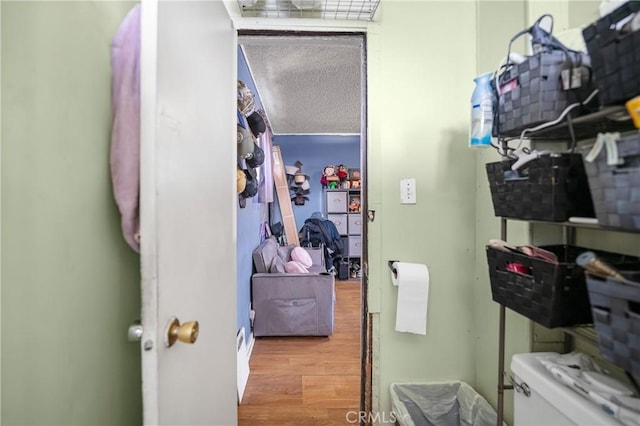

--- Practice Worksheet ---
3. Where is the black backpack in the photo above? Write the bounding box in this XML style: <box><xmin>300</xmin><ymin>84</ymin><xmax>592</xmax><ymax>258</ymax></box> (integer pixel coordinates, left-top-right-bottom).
<box><xmin>299</xmin><ymin>217</ymin><xmax>344</xmax><ymax>271</ymax></box>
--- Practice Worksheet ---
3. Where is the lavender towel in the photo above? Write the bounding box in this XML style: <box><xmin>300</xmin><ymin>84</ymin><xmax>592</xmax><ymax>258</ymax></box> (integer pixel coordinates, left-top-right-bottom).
<box><xmin>110</xmin><ymin>5</ymin><xmax>141</xmax><ymax>252</ymax></box>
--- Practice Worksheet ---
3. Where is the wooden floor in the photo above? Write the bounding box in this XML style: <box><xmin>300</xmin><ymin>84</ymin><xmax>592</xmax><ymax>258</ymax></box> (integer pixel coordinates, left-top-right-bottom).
<box><xmin>238</xmin><ymin>280</ymin><xmax>362</xmax><ymax>426</ymax></box>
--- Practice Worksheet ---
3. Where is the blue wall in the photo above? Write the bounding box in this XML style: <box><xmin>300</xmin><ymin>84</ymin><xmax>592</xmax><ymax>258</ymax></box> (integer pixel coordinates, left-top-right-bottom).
<box><xmin>236</xmin><ymin>198</ymin><xmax>264</xmax><ymax>344</ymax></box>
<box><xmin>237</xmin><ymin>47</ymin><xmax>266</xmax><ymax>344</ymax></box>
<box><xmin>274</xmin><ymin>135</ymin><xmax>360</xmax><ymax>227</ymax></box>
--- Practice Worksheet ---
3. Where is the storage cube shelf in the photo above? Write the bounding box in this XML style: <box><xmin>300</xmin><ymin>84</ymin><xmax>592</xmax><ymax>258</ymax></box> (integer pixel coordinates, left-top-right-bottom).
<box><xmin>325</xmin><ymin>188</ymin><xmax>361</xmax><ymax>280</ymax></box>
<box><xmin>347</xmin><ymin>214</ymin><xmax>362</xmax><ymax>235</ymax></box>
<box><xmin>327</xmin><ymin>213</ymin><xmax>347</xmax><ymax>235</ymax></box>
<box><xmin>326</xmin><ymin>190</ymin><xmax>348</xmax><ymax>213</ymax></box>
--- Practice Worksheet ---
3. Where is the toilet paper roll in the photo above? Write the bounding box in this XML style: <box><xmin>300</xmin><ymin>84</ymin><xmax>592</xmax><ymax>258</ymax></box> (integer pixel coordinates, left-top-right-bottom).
<box><xmin>391</xmin><ymin>261</ymin><xmax>429</xmax><ymax>335</ymax></box>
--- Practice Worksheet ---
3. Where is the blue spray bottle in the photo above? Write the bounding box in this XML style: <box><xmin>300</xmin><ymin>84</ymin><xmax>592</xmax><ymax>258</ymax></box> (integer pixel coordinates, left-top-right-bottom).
<box><xmin>469</xmin><ymin>72</ymin><xmax>496</xmax><ymax>148</ymax></box>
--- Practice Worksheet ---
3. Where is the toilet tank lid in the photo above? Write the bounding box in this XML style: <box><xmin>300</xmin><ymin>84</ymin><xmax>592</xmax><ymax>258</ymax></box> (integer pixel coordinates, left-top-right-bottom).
<box><xmin>510</xmin><ymin>352</ymin><xmax>624</xmax><ymax>426</ymax></box>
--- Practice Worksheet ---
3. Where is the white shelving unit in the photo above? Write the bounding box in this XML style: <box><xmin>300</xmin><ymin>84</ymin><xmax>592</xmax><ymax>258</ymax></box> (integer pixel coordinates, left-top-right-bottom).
<box><xmin>325</xmin><ymin>188</ymin><xmax>362</xmax><ymax>279</ymax></box>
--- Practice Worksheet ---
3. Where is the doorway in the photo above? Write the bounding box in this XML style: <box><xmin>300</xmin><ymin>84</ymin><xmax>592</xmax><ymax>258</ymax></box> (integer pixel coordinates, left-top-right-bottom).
<box><xmin>235</xmin><ymin>31</ymin><xmax>370</xmax><ymax>424</ymax></box>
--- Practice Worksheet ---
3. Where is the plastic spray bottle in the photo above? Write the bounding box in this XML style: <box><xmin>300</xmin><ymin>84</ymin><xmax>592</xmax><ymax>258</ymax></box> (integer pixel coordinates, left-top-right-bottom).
<box><xmin>469</xmin><ymin>72</ymin><xmax>496</xmax><ymax>148</ymax></box>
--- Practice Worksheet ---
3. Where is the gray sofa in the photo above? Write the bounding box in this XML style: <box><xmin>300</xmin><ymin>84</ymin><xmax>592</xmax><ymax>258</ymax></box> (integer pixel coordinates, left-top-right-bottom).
<box><xmin>251</xmin><ymin>236</ymin><xmax>335</xmax><ymax>337</ymax></box>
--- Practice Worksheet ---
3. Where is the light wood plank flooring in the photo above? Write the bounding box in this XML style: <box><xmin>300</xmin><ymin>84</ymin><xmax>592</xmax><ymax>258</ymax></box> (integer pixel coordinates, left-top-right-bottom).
<box><xmin>238</xmin><ymin>280</ymin><xmax>362</xmax><ymax>426</ymax></box>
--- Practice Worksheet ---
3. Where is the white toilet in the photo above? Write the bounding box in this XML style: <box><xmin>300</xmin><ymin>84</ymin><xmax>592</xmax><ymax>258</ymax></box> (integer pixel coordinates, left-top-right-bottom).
<box><xmin>510</xmin><ymin>352</ymin><xmax>634</xmax><ymax>426</ymax></box>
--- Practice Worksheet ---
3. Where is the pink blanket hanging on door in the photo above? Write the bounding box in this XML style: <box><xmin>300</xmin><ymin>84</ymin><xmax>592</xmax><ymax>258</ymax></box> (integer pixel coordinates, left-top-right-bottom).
<box><xmin>110</xmin><ymin>4</ymin><xmax>141</xmax><ymax>252</ymax></box>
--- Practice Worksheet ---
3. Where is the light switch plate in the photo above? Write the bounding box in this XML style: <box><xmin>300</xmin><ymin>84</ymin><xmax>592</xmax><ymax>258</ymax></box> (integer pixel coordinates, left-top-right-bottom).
<box><xmin>400</xmin><ymin>178</ymin><xmax>416</xmax><ymax>204</ymax></box>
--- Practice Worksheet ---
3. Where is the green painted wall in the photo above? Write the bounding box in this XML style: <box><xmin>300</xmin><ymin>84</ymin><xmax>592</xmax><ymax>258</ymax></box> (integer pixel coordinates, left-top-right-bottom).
<box><xmin>1</xmin><ymin>2</ymin><xmax>142</xmax><ymax>425</ymax></box>
<box><xmin>367</xmin><ymin>0</ymin><xmax>479</xmax><ymax>416</ymax></box>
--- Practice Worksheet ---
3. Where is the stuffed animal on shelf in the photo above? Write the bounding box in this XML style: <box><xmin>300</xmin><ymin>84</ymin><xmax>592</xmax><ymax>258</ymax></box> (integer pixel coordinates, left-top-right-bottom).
<box><xmin>321</xmin><ymin>165</ymin><xmax>339</xmax><ymax>189</ymax></box>
<box><xmin>348</xmin><ymin>196</ymin><xmax>361</xmax><ymax>213</ymax></box>
<box><xmin>337</xmin><ymin>164</ymin><xmax>348</xmax><ymax>182</ymax></box>
<box><xmin>349</xmin><ymin>169</ymin><xmax>361</xmax><ymax>189</ymax></box>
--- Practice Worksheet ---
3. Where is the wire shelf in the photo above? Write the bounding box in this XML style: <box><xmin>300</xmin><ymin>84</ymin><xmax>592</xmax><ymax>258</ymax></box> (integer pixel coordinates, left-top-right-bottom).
<box><xmin>237</xmin><ymin>0</ymin><xmax>380</xmax><ymax>21</ymax></box>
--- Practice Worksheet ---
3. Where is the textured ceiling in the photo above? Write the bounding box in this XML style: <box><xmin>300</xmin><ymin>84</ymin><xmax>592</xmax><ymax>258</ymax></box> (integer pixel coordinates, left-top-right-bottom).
<box><xmin>240</xmin><ymin>36</ymin><xmax>362</xmax><ymax>135</ymax></box>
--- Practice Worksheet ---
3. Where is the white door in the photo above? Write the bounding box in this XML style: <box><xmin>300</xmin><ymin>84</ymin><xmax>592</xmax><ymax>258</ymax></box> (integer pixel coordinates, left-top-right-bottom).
<box><xmin>139</xmin><ymin>1</ymin><xmax>237</xmax><ymax>424</ymax></box>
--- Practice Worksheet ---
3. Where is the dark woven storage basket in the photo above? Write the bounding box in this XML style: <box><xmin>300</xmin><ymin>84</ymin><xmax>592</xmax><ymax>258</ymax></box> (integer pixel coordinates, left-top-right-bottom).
<box><xmin>486</xmin><ymin>153</ymin><xmax>595</xmax><ymax>221</ymax></box>
<box><xmin>581</xmin><ymin>132</ymin><xmax>640</xmax><ymax>230</ymax></box>
<box><xmin>586</xmin><ymin>271</ymin><xmax>640</xmax><ymax>375</ymax></box>
<box><xmin>582</xmin><ymin>1</ymin><xmax>640</xmax><ymax>106</ymax></box>
<box><xmin>486</xmin><ymin>245</ymin><xmax>640</xmax><ymax>328</ymax></box>
<box><xmin>493</xmin><ymin>50</ymin><xmax>596</xmax><ymax>138</ymax></box>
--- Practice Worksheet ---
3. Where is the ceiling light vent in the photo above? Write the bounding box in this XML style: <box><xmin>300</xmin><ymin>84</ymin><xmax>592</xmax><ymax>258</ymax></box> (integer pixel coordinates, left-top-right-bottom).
<box><xmin>237</xmin><ymin>0</ymin><xmax>380</xmax><ymax>21</ymax></box>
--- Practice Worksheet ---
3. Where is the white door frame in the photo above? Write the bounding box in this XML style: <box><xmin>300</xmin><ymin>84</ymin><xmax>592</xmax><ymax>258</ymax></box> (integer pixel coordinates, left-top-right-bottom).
<box><xmin>0</xmin><ymin>2</ymin><xmax>3</xmax><ymax>422</ymax></box>
<box><xmin>227</xmin><ymin>1</ymin><xmax>372</xmax><ymax>417</ymax></box>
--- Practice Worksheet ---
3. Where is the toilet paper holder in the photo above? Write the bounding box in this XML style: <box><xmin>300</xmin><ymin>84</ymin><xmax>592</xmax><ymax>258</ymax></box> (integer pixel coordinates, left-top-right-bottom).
<box><xmin>388</xmin><ymin>260</ymin><xmax>399</xmax><ymax>278</ymax></box>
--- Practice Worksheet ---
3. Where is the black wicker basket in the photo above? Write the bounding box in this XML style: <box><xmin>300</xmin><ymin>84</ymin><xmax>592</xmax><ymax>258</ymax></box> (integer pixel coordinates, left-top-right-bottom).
<box><xmin>581</xmin><ymin>132</ymin><xmax>640</xmax><ymax>231</ymax></box>
<box><xmin>486</xmin><ymin>245</ymin><xmax>640</xmax><ymax>328</ymax></box>
<box><xmin>582</xmin><ymin>1</ymin><xmax>640</xmax><ymax>106</ymax></box>
<box><xmin>486</xmin><ymin>153</ymin><xmax>595</xmax><ymax>222</ymax></box>
<box><xmin>586</xmin><ymin>271</ymin><xmax>640</xmax><ymax>375</ymax></box>
<box><xmin>493</xmin><ymin>50</ymin><xmax>596</xmax><ymax>138</ymax></box>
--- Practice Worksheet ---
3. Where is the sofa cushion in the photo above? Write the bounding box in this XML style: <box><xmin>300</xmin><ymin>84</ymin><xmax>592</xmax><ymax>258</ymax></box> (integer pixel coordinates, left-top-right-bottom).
<box><xmin>270</xmin><ymin>256</ymin><xmax>286</xmax><ymax>273</ymax></box>
<box><xmin>278</xmin><ymin>244</ymin><xmax>294</xmax><ymax>261</ymax></box>
<box><xmin>253</xmin><ymin>237</ymin><xmax>328</xmax><ymax>275</ymax></box>
<box><xmin>291</xmin><ymin>246</ymin><xmax>313</xmax><ymax>268</ymax></box>
<box><xmin>284</xmin><ymin>260</ymin><xmax>309</xmax><ymax>274</ymax></box>
<box><xmin>252</xmin><ymin>237</ymin><xmax>280</xmax><ymax>273</ymax></box>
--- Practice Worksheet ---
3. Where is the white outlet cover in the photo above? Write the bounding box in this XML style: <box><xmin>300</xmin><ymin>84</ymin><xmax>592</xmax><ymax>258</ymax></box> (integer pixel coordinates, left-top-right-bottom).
<box><xmin>400</xmin><ymin>178</ymin><xmax>416</xmax><ymax>204</ymax></box>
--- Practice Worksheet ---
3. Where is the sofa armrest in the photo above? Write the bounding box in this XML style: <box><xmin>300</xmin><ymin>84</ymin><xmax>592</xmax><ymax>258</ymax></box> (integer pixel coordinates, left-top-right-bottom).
<box><xmin>251</xmin><ymin>272</ymin><xmax>334</xmax><ymax>288</ymax></box>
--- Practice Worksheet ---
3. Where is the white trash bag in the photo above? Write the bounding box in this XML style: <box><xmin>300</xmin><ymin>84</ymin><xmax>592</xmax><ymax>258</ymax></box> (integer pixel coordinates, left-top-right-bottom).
<box><xmin>390</xmin><ymin>381</ymin><xmax>498</xmax><ymax>426</ymax></box>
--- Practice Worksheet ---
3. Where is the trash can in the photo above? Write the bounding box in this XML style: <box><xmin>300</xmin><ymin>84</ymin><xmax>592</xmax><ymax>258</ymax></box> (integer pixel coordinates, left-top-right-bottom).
<box><xmin>390</xmin><ymin>381</ymin><xmax>498</xmax><ymax>426</ymax></box>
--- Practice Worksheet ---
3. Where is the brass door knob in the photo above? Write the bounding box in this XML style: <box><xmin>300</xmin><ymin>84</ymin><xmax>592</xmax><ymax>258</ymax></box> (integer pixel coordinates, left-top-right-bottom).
<box><xmin>165</xmin><ymin>316</ymin><xmax>199</xmax><ymax>347</ymax></box>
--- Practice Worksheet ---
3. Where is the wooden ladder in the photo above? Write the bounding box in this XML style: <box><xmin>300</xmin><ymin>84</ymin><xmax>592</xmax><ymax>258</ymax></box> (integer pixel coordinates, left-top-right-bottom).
<box><xmin>271</xmin><ymin>145</ymin><xmax>299</xmax><ymax>246</ymax></box>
